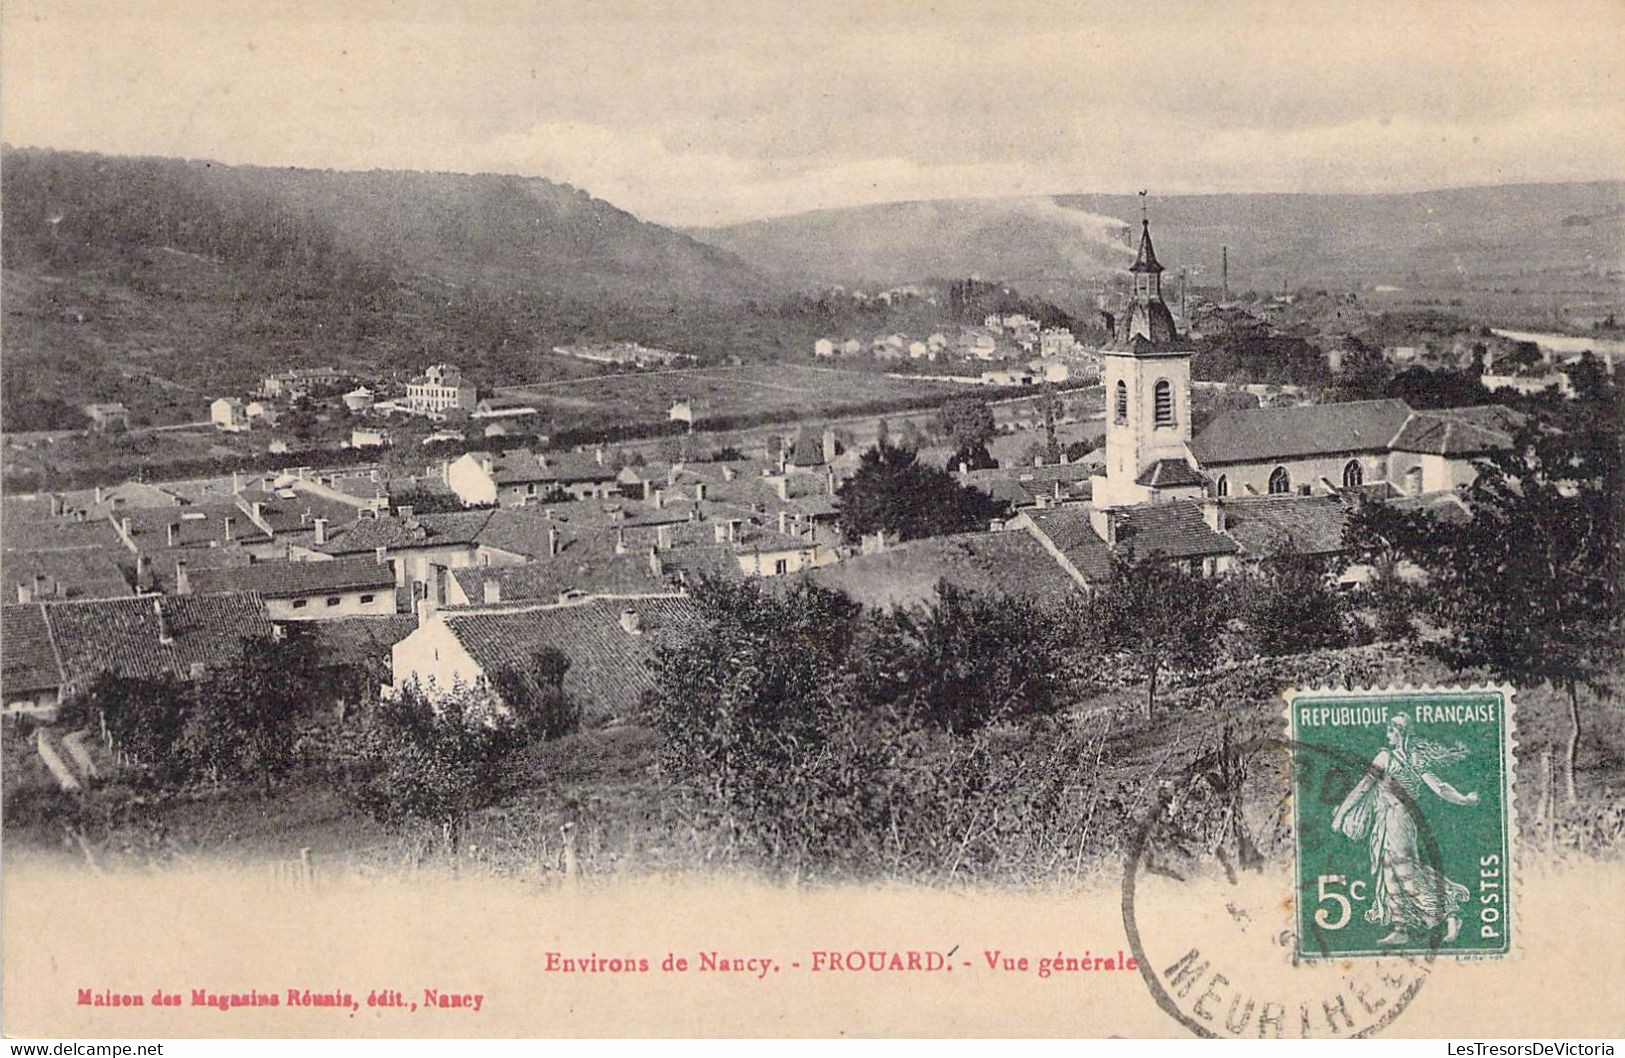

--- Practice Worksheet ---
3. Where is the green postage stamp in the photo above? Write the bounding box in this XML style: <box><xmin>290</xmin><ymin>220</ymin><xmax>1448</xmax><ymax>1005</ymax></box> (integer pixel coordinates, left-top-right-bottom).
<box><xmin>1287</xmin><ymin>687</ymin><xmax>1516</xmax><ymax>960</ymax></box>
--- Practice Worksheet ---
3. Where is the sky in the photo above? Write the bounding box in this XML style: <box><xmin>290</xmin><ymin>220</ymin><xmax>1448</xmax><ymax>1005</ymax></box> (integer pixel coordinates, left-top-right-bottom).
<box><xmin>3</xmin><ymin>0</ymin><xmax>1623</xmax><ymax>227</ymax></box>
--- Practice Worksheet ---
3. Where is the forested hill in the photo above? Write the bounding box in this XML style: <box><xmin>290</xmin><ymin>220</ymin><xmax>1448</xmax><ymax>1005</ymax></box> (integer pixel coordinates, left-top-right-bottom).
<box><xmin>0</xmin><ymin>147</ymin><xmax>779</xmax><ymax>429</ymax></box>
<box><xmin>690</xmin><ymin>182</ymin><xmax>1625</xmax><ymax>309</ymax></box>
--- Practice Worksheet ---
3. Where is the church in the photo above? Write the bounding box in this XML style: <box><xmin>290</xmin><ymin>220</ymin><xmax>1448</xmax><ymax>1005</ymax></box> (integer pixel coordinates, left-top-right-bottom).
<box><xmin>1072</xmin><ymin>213</ymin><xmax>1519</xmax><ymax>564</ymax></box>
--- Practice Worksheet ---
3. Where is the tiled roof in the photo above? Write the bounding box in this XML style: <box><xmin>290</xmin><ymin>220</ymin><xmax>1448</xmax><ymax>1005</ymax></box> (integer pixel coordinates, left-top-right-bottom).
<box><xmin>1021</xmin><ymin>507</ymin><xmax>1116</xmax><ymax>583</ymax></box>
<box><xmin>1218</xmin><ymin>495</ymin><xmax>1353</xmax><ymax>558</ymax></box>
<box><xmin>142</xmin><ymin>546</ymin><xmax>255</xmax><ymax>593</ymax></box>
<box><xmin>1190</xmin><ymin>399</ymin><xmax>1414</xmax><ymax>465</ymax></box>
<box><xmin>0</xmin><ymin>515</ymin><xmax>124</xmax><ymax>554</ymax></box>
<box><xmin>2</xmin><ymin>548</ymin><xmax>133</xmax><ymax>602</ymax></box>
<box><xmin>1115</xmin><ymin>502</ymin><xmax>1240</xmax><ymax>560</ymax></box>
<box><xmin>118</xmin><ymin>502</ymin><xmax>274</xmax><ymax>549</ymax></box>
<box><xmin>1135</xmin><ymin>459</ymin><xmax>1208</xmax><ymax>488</ymax></box>
<box><xmin>451</xmin><ymin>549</ymin><xmax>669</xmax><ymax>604</ymax></box>
<box><xmin>658</xmin><ymin>545</ymin><xmax>745</xmax><ymax>584</ymax></box>
<box><xmin>10</xmin><ymin>592</ymin><xmax>272</xmax><ymax>691</ymax></box>
<box><xmin>2</xmin><ymin>603</ymin><xmax>63</xmax><ymax>693</ymax></box>
<box><xmin>1389</xmin><ymin>407</ymin><xmax>1520</xmax><ymax>456</ymax></box>
<box><xmin>443</xmin><ymin>594</ymin><xmax>701</xmax><ymax>720</ymax></box>
<box><xmin>187</xmin><ymin>556</ymin><xmax>396</xmax><ymax>598</ymax></box>
<box><xmin>310</xmin><ymin>615</ymin><xmax>418</xmax><ymax>681</ymax></box>
<box><xmin>802</xmin><ymin>530</ymin><xmax>1081</xmax><ymax>610</ymax></box>
<box><xmin>319</xmin><ymin>510</ymin><xmax>494</xmax><ymax>554</ymax></box>
<box><xmin>232</xmin><ymin>486</ymin><xmax>364</xmax><ymax>535</ymax></box>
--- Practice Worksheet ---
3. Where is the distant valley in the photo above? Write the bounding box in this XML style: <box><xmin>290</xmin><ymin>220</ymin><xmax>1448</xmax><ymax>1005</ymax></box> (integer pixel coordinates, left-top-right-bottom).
<box><xmin>688</xmin><ymin>183</ymin><xmax>1625</xmax><ymax>314</ymax></box>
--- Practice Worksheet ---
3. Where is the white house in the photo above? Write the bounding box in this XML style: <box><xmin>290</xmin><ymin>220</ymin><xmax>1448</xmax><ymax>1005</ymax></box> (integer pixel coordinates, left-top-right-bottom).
<box><xmin>182</xmin><ymin>556</ymin><xmax>397</xmax><ymax>621</ymax></box>
<box><xmin>388</xmin><ymin>594</ymin><xmax>700</xmax><ymax>722</ymax></box>
<box><xmin>210</xmin><ymin>398</ymin><xmax>249</xmax><ymax>432</ymax></box>
<box><xmin>405</xmin><ymin>364</ymin><xmax>477</xmax><ymax>416</ymax></box>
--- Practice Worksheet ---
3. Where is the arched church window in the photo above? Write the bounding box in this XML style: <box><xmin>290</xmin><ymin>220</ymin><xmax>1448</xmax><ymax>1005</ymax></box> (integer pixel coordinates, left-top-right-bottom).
<box><xmin>1154</xmin><ymin>380</ymin><xmax>1174</xmax><ymax>427</ymax></box>
<box><xmin>1268</xmin><ymin>466</ymin><xmax>1291</xmax><ymax>494</ymax></box>
<box><xmin>1215</xmin><ymin>474</ymin><xmax>1228</xmax><ymax>498</ymax></box>
<box><xmin>1343</xmin><ymin>460</ymin><xmax>1363</xmax><ymax>489</ymax></box>
<box><xmin>1114</xmin><ymin>381</ymin><xmax>1128</xmax><ymax>424</ymax></box>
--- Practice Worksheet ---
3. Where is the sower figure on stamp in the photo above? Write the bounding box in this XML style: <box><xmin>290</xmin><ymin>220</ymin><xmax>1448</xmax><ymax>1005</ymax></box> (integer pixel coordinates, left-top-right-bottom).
<box><xmin>1331</xmin><ymin>714</ymin><xmax>1478</xmax><ymax>945</ymax></box>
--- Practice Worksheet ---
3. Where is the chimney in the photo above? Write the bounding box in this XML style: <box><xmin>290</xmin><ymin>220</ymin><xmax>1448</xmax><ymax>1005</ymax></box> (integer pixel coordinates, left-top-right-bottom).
<box><xmin>959</xmin><ymin>461</ymin><xmax>969</xmax><ymax>476</ymax></box>
<box><xmin>154</xmin><ymin>598</ymin><xmax>173</xmax><ymax>645</ymax></box>
<box><xmin>415</xmin><ymin>595</ymin><xmax>437</xmax><ymax>628</ymax></box>
<box><xmin>1034</xmin><ymin>453</ymin><xmax>1044</xmax><ymax>467</ymax></box>
<box><xmin>778</xmin><ymin>510</ymin><xmax>788</xmax><ymax>534</ymax></box>
<box><xmin>825</xmin><ymin>466</ymin><xmax>837</xmax><ymax>496</ymax></box>
<box><xmin>48</xmin><ymin>493</ymin><xmax>63</xmax><ymax>517</ymax></box>
<box><xmin>769</xmin><ymin>475</ymin><xmax>788</xmax><ymax>501</ymax></box>
<box><xmin>595</xmin><ymin>447</ymin><xmax>605</xmax><ymax>466</ymax></box>
<box><xmin>175</xmin><ymin>561</ymin><xmax>191</xmax><ymax>595</ymax></box>
<box><xmin>313</xmin><ymin>517</ymin><xmax>328</xmax><ymax>545</ymax></box>
<box><xmin>547</xmin><ymin>526</ymin><xmax>560</xmax><ymax>557</ymax></box>
<box><xmin>648</xmin><ymin>547</ymin><xmax>664</xmax><ymax>579</ymax></box>
<box><xmin>714</xmin><ymin>522</ymin><xmax>728</xmax><ymax>543</ymax></box>
<box><xmin>398</xmin><ymin>505</ymin><xmax>415</xmax><ymax>522</ymax></box>
<box><xmin>619</xmin><ymin>609</ymin><xmax>643</xmax><ymax>635</ymax></box>
<box><xmin>231</xmin><ymin>471</ymin><xmax>243</xmax><ymax>494</ymax></box>
<box><xmin>121</xmin><ymin>517</ymin><xmax>133</xmax><ymax>540</ymax></box>
<box><xmin>615</xmin><ymin>526</ymin><xmax>627</xmax><ymax>555</ymax></box>
<box><xmin>30</xmin><ymin>573</ymin><xmax>48</xmax><ymax>600</ymax></box>
<box><xmin>375</xmin><ymin>545</ymin><xmax>388</xmax><ymax>565</ymax></box>
<box><xmin>167</xmin><ymin>522</ymin><xmax>180</xmax><ymax>547</ymax></box>
<box><xmin>223</xmin><ymin>515</ymin><xmax>235</xmax><ymax>541</ymax></box>
<box><xmin>694</xmin><ymin>482</ymin><xmax>707</xmax><ymax>502</ymax></box>
<box><xmin>94</xmin><ymin>486</ymin><xmax>105</xmax><ymax>505</ymax></box>
<box><xmin>16</xmin><ymin>583</ymin><xmax>31</xmax><ymax>604</ymax></box>
<box><xmin>656</xmin><ymin>524</ymin><xmax>671</xmax><ymax>550</ymax></box>
<box><xmin>252</xmin><ymin>501</ymin><xmax>266</xmax><ymax>524</ymax></box>
<box><xmin>135</xmin><ymin>553</ymin><xmax>149</xmax><ymax>586</ymax></box>
<box><xmin>653</xmin><ymin>488</ymin><xmax>664</xmax><ymax>509</ymax></box>
<box><xmin>483</xmin><ymin>579</ymin><xmax>502</xmax><ymax>604</ymax></box>
<box><xmin>1202</xmin><ymin>499</ymin><xmax>1227</xmax><ymax>533</ymax></box>
<box><xmin>722</xmin><ymin>465</ymin><xmax>736</xmax><ymax>481</ymax></box>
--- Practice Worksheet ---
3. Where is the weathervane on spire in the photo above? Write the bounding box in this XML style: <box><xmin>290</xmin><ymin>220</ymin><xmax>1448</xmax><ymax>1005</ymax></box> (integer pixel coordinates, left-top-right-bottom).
<box><xmin>1139</xmin><ymin>188</ymin><xmax>1148</xmax><ymax>223</ymax></box>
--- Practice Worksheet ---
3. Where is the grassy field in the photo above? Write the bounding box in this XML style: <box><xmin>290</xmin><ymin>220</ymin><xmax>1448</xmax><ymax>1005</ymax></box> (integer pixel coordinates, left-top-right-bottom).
<box><xmin>498</xmin><ymin>363</ymin><xmax>967</xmax><ymax>432</ymax></box>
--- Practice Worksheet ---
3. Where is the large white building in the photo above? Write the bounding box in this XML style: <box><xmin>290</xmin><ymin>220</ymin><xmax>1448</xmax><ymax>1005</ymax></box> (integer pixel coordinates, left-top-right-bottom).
<box><xmin>405</xmin><ymin>364</ymin><xmax>477</xmax><ymax>416</ymax></box>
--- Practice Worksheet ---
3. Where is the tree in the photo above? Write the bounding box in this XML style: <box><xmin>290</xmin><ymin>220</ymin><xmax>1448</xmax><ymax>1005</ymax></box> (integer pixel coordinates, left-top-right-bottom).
<box><xmin>179</xmin><ymin>628</ymin><xmax>324</xmax><ymax>795</ymax></box>
<box><xmin>648</xmin><ymin>577</ymin><xmax>867</xmax><ymax>856</ymax></box>
<box><xmin>353</xmin><ymin>681</ymin><xmax>525</xmax><ymax>856</ymax></box>
<box><xmin>1347</xmin><ymin>372</ymin><xmax>1622</xmax><ymax>803</ymax></box>
<box><xmin>935</xmin><ymin>397</ymin><xmax>996</xmax><ymax>451</ymax></box>
<box><xmin>1089</xmin><ymin>553</ymin><xmax>1227</xmax><ymax>718</ymax></box>
<box><xmin>78</xmin><ymin>672</ymin><xmax>193</xmax><ymax>786</ymax></box>
<box><xmin>1233</xmin><ymin>544</ymin><xmax>1349</xmax><ymax>657</ymax></box>
<box><xmin>834</xmin><ymin>441</ymin><xmax>1008</xmax><ymax>542</ymax></box>
<box><xmin>872</xmin><ymin>582</ymin><xmax>1074</xmax><ymax>734</ymax></box>
<box><xmin>487</xmin><ymin>645</ymin><xmax>581</xmax><ymax>740</ymax></box>
<box><xmin>946</xmin><ymin>443</ymin><xmax>997</xmax><ymax>473</ymax></box>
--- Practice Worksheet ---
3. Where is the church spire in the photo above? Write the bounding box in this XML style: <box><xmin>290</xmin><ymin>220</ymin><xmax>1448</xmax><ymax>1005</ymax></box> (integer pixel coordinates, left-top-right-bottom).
<box><xmin>1130</xmin><ymin>218</ymin><xmax>1164</xmax><ymax>275</ymax></box>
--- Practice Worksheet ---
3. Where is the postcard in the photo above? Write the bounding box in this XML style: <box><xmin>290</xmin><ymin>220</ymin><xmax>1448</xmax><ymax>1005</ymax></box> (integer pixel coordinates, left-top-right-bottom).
<box><xmin>2</xmin><ymin>0</ymin><xmax>1621</xmax><ymax>1041</ymax></box>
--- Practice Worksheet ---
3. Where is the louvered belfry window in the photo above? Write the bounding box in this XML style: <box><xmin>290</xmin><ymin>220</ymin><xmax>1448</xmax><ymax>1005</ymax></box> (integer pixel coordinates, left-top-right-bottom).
<box><xmin>1115</xmin><ymin>381</ymin><xmax>1128</xmax><ymax>424</ymax></box>
<box><xmin>1154</xmin><ymin>380</ymin><xmax>1174</xmax><ymax>426</ymax></box>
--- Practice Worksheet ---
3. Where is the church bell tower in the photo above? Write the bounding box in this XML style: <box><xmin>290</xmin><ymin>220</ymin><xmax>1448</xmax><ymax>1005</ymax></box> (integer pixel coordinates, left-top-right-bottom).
<box><xmin>1090</xmin><ymin>205</ymin><xmax>1202</xmax><ymax>510</ymax></box>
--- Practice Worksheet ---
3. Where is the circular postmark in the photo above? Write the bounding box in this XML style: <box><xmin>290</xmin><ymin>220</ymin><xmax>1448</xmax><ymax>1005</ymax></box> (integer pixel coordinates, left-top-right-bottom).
<box><xmin>1121</xmin><ymin>732</ymin><xmax>1448</xmax><ymax>1039</ymax></box>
